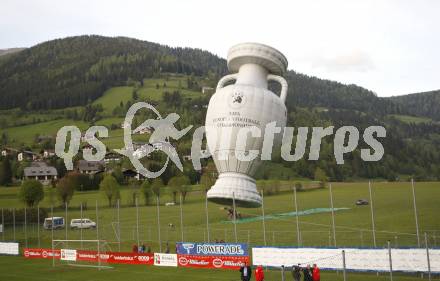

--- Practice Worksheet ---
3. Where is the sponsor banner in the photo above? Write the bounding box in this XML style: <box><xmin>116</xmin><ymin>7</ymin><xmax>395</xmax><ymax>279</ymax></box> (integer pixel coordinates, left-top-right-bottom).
<box><xmin>61</xmin><ymin>249</ymin><xmax>77</xmax><ymax>261</ymax></box>
<box><xmin>107</xmin><ymin>252</ymin><xmax>154</xmax><ymax>265</ymax></box>
<box><xmin>154</xmin><ymin>253</ymin><xmax>178</xmax><ymax>267</ymax></box>
<box><xmin>177</xmin><ymin>254</ymin><xmax>249</xmax><ymax>270</ymax></box>
<box><xmin>176</xmin><ymin>242</ymin><xmax>248</xmax><ymax>256</ymax></box>
<box><xmin>252</xmin><ymin>247</ymin><xmax>440</xmax><ymax>273</ymax></box>
<box><xmin>0</xmin><ymin>242</ymin><xmax>19</xmax><ymax>255</ymax></box>
<box><xmin>23</xmin><ymin>248</ymin><xmax>61</xmax><ymax>259</ymax></box>
<box><xmin>23</xmin><ymin>248</ymin><xmax>154</xmax><ymax>265</ymax></box>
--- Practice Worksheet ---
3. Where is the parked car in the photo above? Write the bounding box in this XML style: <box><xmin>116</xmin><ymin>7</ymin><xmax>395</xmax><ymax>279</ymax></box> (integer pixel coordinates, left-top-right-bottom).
<box><xmin>43</xmin><ymin>217</ymin><xmax>65</xmax><ymax>230</ymax></box>
<box><xmin>355</xmin><ymin>199</ymin><xmax>369</xmax><ymax>206</ymax></box>
<box><xmin>70</xmin><ymin>218</ymin><xmax>96</xmax><ymax>229</ymax></box>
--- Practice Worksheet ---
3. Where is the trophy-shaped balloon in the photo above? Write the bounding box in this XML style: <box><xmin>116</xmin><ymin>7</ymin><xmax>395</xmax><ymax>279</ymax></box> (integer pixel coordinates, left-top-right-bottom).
<box><xmin>205</xmin><ymin>43</ymin><xmax>289</xmax><ymax>207</ymax></box>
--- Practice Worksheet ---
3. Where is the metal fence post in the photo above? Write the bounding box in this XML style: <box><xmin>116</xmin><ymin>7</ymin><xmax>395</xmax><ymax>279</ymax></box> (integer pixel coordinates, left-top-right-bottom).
<box><xmin>368</xmin><ymin>181</ymin><xmax>377</xmax><ymax>247</ymax></box>
<box><xmin>388</xmin><ymin>240</ymin><xmax>393</xmax><ymax>281</ymax></box>
<box><xmin>156</xmin><ymin>195</ymin><xmax>162</xmax><ymax>252</ymax></box>
<box><xmin>342</xmin><ymin>250</ymin><xmax>347</xmax><ymax>281</ymax></box>
<box><xmin>1</xmin><ymin>208</ymin><xmax>4</xmax><ymax>241</ymax></box>
<box><xmin>136</xmin><ymin>197</ymin><xmax>139</xmax><ymax>247</ymax></box>
<box><xmin>293</xmin><ymin>187</ymin><xmax>301</xmax><ymax>246</ymax></box>
<box><xmin>117</xmin><ymin>199</ymin><xmax>121</xmax><ymax>251</ymax></box>
<box><xmin>179</xmin><ymin>193</ymin><xmax>184</xmax><ymax>242</ymax></box>
<box><xmin>37</xmin><ymin>205</ymin><xmax>40</xmax><ymax>247</ymax></box>
<box><xmin>329</xmin><ymin>183</ymin><xmax>337</xmax><ymax>247</ymax></box>
<box><xmin>411</xmin><ymin>179</ymin><xmax>421</xmax><ymax>247</ymax></box>
<box><xmin>425</xmin><ymin>233</ymin><xmax>432</xmax><ymax>281</ymax></box>
<box><xmin>205</xmin><ymin>192</ymin><xmax>210</xmax><ymax>242</ymax></box>
<box><xmin>24</xmin><ymin>206</ymin><xmax>27</xmax><ymax>248</ymax></box>
<box><xmin>232</xmin><ymin>192</ymin><xmax>237</xmax><ymax>243</ymax></box>
<box><xmin>65</xmin><ymin>202</ymin><xmax>68</xmax><ymax>241</ymax></box>
<box><xmin>12</xmin><ymin>208</ymin><xmax>15</xmax><ymax>241</ymax></box>
<box><xmin>80</xmin><ymin>203</ymin><xmax>83</xmax><ymax>249</ymax></box>
<box><xmin>261</xmin><ymin>190</ymin><xmax>267</xmax><ymax>246</ymax></box>
<box><xmin>281</xmin><ymin>265</ymin><xmax>285</xmax><ymax>281</ymax></box>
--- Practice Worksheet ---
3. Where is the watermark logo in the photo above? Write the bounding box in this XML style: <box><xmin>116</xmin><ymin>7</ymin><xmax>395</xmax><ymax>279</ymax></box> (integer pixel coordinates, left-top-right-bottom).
<box><xmin>55</xmin><ymin>102</ymin><xmax>386</xmax><ymax>178</ymax></box>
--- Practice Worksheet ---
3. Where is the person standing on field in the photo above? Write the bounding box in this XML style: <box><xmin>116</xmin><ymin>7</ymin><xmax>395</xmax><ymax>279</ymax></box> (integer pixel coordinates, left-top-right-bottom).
<box><xmin>312</xmin><ymin>264</ymin><xmax>320</xmax><ymax>281</ymax></box>
<box><xmin>239</xmin><ymin>262</ymin><xmax>252</xmax><ymax>281</ymax></box>
<box><xmin>303</xmin><ymin>264</ymin><xmax>313</xmax><ymax>281</ymax></box>
<box><xmin>255</xmin><ymin>265</ymin><xmax>264</xmax><ymax>281</ymax></box>
<box><xmin>292</xmin><ymin>265</ymin><xmax>301</xmax><ymax>281</ymax></box>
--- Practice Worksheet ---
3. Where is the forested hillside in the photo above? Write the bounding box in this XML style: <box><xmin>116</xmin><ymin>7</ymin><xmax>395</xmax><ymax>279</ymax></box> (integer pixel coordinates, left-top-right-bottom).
<box><xmin>388</xmin><ymin>90</ymin><xmax>440</xmax><ymax>121</ymax></box>
<box><xmin>1</xmin><ymin>35</ymin><xmax>440</xmax><ymax>182</ymax></box>
<box><xmin>0</xmin><ymin>36</ymin><xmax>226</xmax><ymax>110</ymax></box>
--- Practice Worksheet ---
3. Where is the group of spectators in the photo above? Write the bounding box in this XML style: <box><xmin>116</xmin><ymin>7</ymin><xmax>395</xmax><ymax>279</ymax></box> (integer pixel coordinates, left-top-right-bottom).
<box><xmin>292</xmin><ymin>264</ymin><xmax>320</xmax><ymax>281</ymax></box>
<box><xmin>240</xmin><ymin>263</ymin><xmax>321</xmax><ymax>281</ymax></box>
<box><xmin>132</xmin><ymin>243</ymin><xmax>151</xmax><ymax>253</ymax></box>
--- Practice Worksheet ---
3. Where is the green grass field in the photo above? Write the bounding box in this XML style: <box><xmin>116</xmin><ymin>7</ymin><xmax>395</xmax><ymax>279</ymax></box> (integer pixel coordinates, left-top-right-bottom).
<box><xmin>1</xmin><ymin>181</ymin><xmax>439</xmax><ymax>280</ymax></box>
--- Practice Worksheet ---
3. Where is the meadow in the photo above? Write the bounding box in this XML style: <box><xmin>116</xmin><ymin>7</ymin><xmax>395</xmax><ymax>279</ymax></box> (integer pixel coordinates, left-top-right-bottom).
<box><xmin>0</xmin><ymin>181</ymin><xmax>439</xmax><ymax>280</ymax></box>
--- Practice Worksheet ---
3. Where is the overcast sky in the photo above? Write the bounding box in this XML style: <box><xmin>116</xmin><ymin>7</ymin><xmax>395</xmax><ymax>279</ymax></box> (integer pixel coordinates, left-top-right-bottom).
<box><xmin>1</xmin><ymin>0</ymin><xmax>439</xmax><ymax>97</ymax></box>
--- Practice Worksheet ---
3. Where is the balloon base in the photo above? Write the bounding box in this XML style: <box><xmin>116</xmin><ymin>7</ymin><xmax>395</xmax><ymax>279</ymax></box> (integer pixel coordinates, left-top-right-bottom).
<box><xmin>207</xmin><ymin>172</ymin><xmax>262</xmax><ymax>208</ymax></box>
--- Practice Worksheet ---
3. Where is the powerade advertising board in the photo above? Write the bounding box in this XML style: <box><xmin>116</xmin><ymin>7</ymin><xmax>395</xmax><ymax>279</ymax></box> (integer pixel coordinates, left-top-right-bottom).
<box><xmin>176</xmin><ymin>242</ymin><xmax>248</xmax><ymax>256</ymax></box>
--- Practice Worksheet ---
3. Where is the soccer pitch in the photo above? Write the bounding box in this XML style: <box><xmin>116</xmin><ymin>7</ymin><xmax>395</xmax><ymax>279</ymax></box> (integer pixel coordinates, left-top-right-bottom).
<box><xmin>1</xmin><ymin>181</ymin><xmax>439</xmax><ymax>280</ymax></box>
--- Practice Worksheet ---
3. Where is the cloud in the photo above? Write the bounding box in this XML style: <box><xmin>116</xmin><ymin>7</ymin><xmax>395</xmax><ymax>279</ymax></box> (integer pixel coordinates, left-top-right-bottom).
<box><xmin>308</xmin><ymin>50</ymin><xmax>375</xmax><ymax>73</ymax></box>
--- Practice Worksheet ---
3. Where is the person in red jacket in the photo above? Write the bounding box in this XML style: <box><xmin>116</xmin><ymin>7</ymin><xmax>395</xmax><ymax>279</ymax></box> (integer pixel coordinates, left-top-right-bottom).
<box><xmin>255</xmin><ymin>265</ymin><xmax>264</xmax><ymax>281</ymax></box>
<box><xmin>312</xmin><ymin>264</ymin><xmax>320</xmax><ymax>281</ymax></box>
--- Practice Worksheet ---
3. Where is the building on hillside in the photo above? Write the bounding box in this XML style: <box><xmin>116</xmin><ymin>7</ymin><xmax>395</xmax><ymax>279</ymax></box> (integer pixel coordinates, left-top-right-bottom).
<box><xmin>42</xmin><ymin>149</ymin><xmax>56</xmax><ymax>158</ymax></box>
<box><xmin>77</xmin><ymin>160</ymin><xmax>104</xmax><ymax>175</ymax></box>
<box><xmin>122</xmin><ymin>168</ymin><xmax>145</xmax><ymax>181</ymax></box>
<box><xmin>23</xmin><ymin>162</ymin><xmax>57</xmax><ymax>185</ymax></box>
<box><xmin>18</xmin><ymin>151</ymin><xmax>38</xmax><ymax>162</ymax></box>
<box><xmin>202</xmin><ymin>86</ymin><xmax>214</xmax><ymax>94</ymax></box>
<box><xmin>104</xmin><ymin>152</ymin><xmax>122</xmax><ymax>164</ymax></box>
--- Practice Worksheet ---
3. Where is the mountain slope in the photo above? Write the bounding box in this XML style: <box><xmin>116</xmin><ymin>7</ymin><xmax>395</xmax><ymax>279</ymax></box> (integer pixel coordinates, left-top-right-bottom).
<box><xmin>0</xmin><ymin>36</ymin><xmax>226</xmax><ymax>110</ymax></box>
<box><xmin>388</xmin><ymin>90</ymin><xmax>440</xmax><ymax>121</ymax></box>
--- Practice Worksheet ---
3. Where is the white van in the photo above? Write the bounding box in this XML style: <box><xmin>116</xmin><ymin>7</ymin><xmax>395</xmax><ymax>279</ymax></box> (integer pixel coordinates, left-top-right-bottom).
<box><xmin>70</xmin><ymin>218</ymin><xmax>96</xmax><ymax>229</ymax></box>
<box><xmin>43</xmin><ymin>217</ymin><xmax>65</xmax><ymax>230</ymax></box>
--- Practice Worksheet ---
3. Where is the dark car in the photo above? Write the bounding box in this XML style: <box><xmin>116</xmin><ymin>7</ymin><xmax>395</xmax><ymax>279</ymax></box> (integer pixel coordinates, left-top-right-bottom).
<box><xmin>355</xmin><ymin>199</ymin><xmax>369</xmax><ymax>205</ymax></box>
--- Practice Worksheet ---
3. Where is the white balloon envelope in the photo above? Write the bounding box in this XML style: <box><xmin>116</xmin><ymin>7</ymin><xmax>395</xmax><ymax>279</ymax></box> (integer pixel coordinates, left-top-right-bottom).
<box><xmin>205</xmin><ymin>43</ymin><xmax>289</xmax><ymax>207</ymax></box>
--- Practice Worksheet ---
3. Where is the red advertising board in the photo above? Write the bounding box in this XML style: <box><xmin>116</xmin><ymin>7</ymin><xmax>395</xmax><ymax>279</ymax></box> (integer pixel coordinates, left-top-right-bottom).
<box><xmin>23</xmin><ymin>248</ymin><xmax>153</xmax><ymax>265</ymax></box>
<box><xmin>23</xmin><ymin>248</ymin><xmax>61</xmax><ymax>259</ymax></box>
<box><xmin>177</xmin><ymin>254</ymin><xmax>249</xmax><ymax>270</ymax></box>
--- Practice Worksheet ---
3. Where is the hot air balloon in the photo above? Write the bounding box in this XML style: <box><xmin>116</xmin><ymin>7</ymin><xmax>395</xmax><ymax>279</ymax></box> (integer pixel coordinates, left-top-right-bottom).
<box><xmin>205</xmin><ymin>43</ymin><xmax>289</xmax><ymax>207</ymax></box>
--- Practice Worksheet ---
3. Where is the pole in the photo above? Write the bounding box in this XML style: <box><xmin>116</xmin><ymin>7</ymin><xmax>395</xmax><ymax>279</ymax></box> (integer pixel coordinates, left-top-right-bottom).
<box><xmin>205</xmin><ymin>192</ymin><xmax>210</xmax><ymax>242</ymax></box>
<box><xmin>136</xmin><ymin>197</ymin><xmax>139</xmax><ymax>247</ymax></box>
<box><xmin>96</xmin><ymin>200</ymin><xmax>100</xmax><ymax>270</ymax></box>
<box><xmin>80</xmin><ymin>203</ymin><xmax>83</xmax><ymax>249</ymax></box>
<box><xmin>411</xmin><ymin>179</ymin><xmax>421</xmax><ymax>247</ymax></box>
<box><xmin>156</xmin><ymin>196</ymin><xmax>162</xmax><ymax>252</ymax></box>
<box><xmin>1</xmin><ymin>208</ymin><xmax>4</xmax><ymax>241</ymax></box>
<box><xmin>329</xmin><ymin>183</ymin><xmax>337</xmax><ymax>247</ymax></box>
<box><xmin>388</xmin><ymin>240</ymin><xmax>393</xmax><ymax>281</ymax></box>
<box><xmin>12</xmin><ymin>208</ymin><xmax>15</xmax><ymax>241</ymax></box>
<box><xmin>24</xmin><ymin>207</ymin><xmax>27</xmax><ymax>248</ymax></box>
<box><xmin>65</xmin><ymin>202</ymin><xmax>68</xmax><ymax>242</ymax></box>
<box><xmin>281</xmin><ymin>265</ymin><xmax>285</xmax><ymax>281</ymax></box>
<box><xmin>96</xmin><ymin>200</ymin><xmax>99</xmax><ymax>241</ymax></box>
<box><xmin>51</xmin><ymin>205</ymin><xmax>54</xmax><ymax>267</ymax></box>
<box><xmin>261</xmin><ymin>190</ymin><xmax>267</xmax><ymax>246</ymax></box>
<box><xmin>232</xmin><ymin>192</ymin><xmax>237</xmax><ymax>243</ymax></box>
<box><xmin>179</xmin><ymin>193</ymin><xmax>184</xmax><ymax>242</ymax></box>
<box><xmin>117</xmin><ymin>199</ymin><xmax>121</xmax><ymax>251</ymax></box>
<box><xmin>368</xmin><ymin>181</ymin><xmax>377</xmax><ymax>247</ymax></box>
<box><xmin>293</xmin><ymin>187</ymin><xmax>301</xmax><ymax>246</ymax></box>
<box><xmin>342</xmin><ymin>250</ymin><xmax>347</xmax><ymax>281</ymax></box>
<box><xmin>425</xmin><ymin>233</ymin><xmax>432</xmax><ymax>281</ymax></box>
<box><xmin>37</xmin><ymin>205</ymin><xmax>40</xmax><ymax>247</ymax></box>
